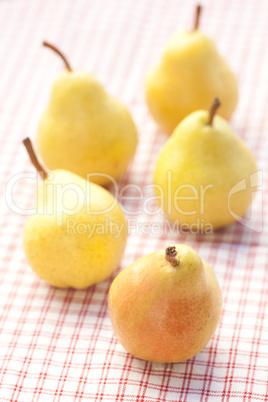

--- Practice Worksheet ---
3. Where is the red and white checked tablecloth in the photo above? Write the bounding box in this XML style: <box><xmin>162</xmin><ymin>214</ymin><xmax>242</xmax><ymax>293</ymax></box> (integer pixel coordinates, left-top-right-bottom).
<box><xmin>0</xmin><ymin>0</ymin><xmax>268</xmax><ymax>400</ymax></box>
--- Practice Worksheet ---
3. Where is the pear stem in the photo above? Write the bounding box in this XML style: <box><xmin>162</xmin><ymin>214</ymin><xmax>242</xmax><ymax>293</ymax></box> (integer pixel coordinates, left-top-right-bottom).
<box><xmin>207</xmin><ymin>98</ymin><xmax>221</xmax><ymax>126</ymax></box>
<box><xmin>193</xmin><ymin>4</ymin><xmax>202</xmax><ymax>31</ymax></box>
<box><xmin>43</xmin><ymin>41</ymin><xmax>72</xmax><ymax>71</ymax></box>
<box><xmin>165</xmin><ymin>246</ymin><xmax>180</xmax><ymax>267</ymax></box>
<box><xmin>23</xmin><ymin>137</ymin><xmax>48</xmax><ymax>180</ymax></box>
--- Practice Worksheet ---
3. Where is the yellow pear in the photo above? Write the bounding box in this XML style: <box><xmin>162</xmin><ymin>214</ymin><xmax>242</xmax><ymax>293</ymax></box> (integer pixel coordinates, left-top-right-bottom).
<box><xmin>154</xmin><ymin>99</ymin><xmax>257</xmax><ymax>231</ymax></box>
<box><xmin>37</xmin><ymin>42</ymin><xmax>138</xmax><ymax>187</ymax></box>
<box><xmin>22</xmin><ymin>138</ymin><xmax>127</xmax><ymax>289</ymax></box>
<box><xmin>145</xmin><ymin>5</ymin><xmax>238</xmax><ymax>135</ymax></box>
<box><xmin>108</xmin><ymin>244</ymin><xmax>222</xmax><ymax>363</ymax></box>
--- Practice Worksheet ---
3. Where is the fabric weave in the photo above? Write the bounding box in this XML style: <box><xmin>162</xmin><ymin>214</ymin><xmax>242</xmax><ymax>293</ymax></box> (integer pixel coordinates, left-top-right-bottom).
<box><xmin>0</xmin><ymin>0</ymin><xmax>267</xmax><ymax>401</ymax></box>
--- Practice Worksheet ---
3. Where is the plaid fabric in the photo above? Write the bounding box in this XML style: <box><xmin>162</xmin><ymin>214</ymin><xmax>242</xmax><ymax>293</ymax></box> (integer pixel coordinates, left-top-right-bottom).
<box><xmin>1</xmin><ymin>0</ymin><xmax>268</xmax><ymax>400</ymax></box>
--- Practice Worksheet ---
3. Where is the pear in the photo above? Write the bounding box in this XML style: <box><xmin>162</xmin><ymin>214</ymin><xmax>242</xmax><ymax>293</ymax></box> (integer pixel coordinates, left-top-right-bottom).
<box><xmin>22</xmin><ymin>138</ymin><xmax>128</xmax><ymax>289</ymax></box>
<box><xmin>145</xmin><ymin>5</ymin><xmax>238</xmax><ymax>135</ymax></box>
<box><xmin>37</xmin><ymin>42</ymin><xmax>138</xmax><ymax>187</ymax></box>
<box><xmin>154</xmin><ymin>98</ymin><xmax>257</xmax><ymax>231</ymax></box>
<box><xmin>108</xmin><ymin>244</ymin><xmax>222</xmax><ymax>363</ymax></box>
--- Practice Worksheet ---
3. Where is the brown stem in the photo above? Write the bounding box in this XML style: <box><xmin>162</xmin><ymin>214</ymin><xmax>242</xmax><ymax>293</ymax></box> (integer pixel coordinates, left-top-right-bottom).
<box><xmin>23</xmin><ymin>138</ymin><xmax>48</xmax><ymax>179</ymax></box>
<box><xmin>43</xmin><ymin>41</ymin><xmax>72</xmax><ymax>71</ymax></box>
<box><xmin>207</xmin><ymin>98</ymin><xmax>221</xmax><ymax>126</ymax></box>
<box><xmin>193</xmin><ymin>4</ymin><xmax>202</xmax><ymax>31</ymax></box>
<box><xmin>165</xmin><ymin>246</ymin><xmax>180</xmax><ymax>267</ymax></box>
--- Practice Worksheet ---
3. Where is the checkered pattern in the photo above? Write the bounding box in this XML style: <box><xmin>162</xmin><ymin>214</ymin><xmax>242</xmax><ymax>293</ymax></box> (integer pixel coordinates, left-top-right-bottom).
<box><xmin>0</xmin><ymin>0</ymin><xmax>268</xmax><ymax>400</ymax></box>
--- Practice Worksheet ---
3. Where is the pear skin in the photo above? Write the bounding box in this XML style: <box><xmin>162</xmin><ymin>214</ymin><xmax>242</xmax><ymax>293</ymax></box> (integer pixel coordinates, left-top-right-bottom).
<box><xmin>145</xmin><ymin>6</ymin><xmax>238</xmax><ymax>135</ymax></box>
<box><xmin>37</xmin><ymin>42</ymin><xmax>138</xmax><ymax>187</ymax></box>
<box><xmin>108</xmin><ymin>244</ymin><xmax>222</xmax><ymax>363</ymax></box>
<box><xmin>23</xmin><ymin>138</ymin><xmax>128</xmax><ymax>289</ymax></box>
<box><xmin>153</xmin><ymin>99</ymin><xmax>257</xmax><ymax>231</ymax></box>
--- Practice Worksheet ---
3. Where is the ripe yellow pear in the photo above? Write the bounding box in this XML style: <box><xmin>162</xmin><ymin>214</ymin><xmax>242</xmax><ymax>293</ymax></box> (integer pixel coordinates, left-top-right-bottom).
<box><xmin>108</xmin><ymin>244</ymin><xmax>222</xmax><ymax>363</ymax></box>
<box><xmin>37</xmin><ymin>42</ymin><xmax>138</xmax><ymax>187</ymax></box>
<box><xmin>22</xmin><ymin>138</ymin><xmax>127</xmax><ymax>289</ymax></box>
<box><xmin>145</xmin><ymin>5</ymin><xmax>238</xmax><ymax>135</ymax></box>
<box><xmin>154</xmin><ymin>99</ymin><xmax>257</xmax><ymax>231</ymax></box>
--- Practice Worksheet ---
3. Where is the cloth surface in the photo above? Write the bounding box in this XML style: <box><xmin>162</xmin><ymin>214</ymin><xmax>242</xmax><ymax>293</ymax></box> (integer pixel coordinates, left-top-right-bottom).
<box><xmin>0</xmin><ymin>0</ymin><xmax>268</xmax><ymax>400</ymax></box>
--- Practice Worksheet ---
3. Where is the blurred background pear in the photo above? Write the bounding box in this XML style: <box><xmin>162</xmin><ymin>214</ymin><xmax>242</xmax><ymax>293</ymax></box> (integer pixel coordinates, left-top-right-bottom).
<box><xmin>145</xmin><ymin>5</ymin><xmax>238</xmax><ymax>134</ymax></box>
<box><xmin>37</xmin><ymin>42</ymin><xmax>138</xmax><ymax>187</ymax></box>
